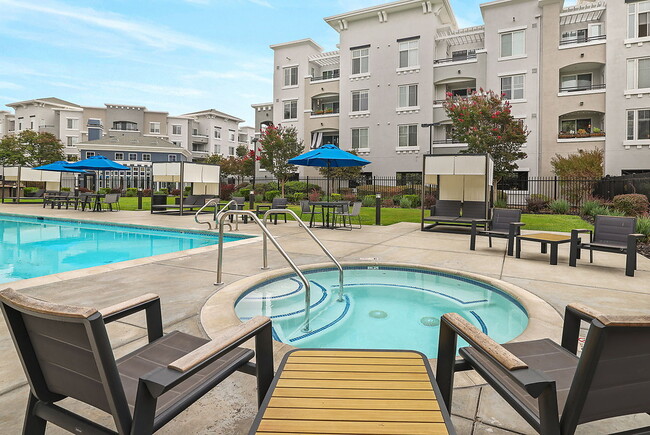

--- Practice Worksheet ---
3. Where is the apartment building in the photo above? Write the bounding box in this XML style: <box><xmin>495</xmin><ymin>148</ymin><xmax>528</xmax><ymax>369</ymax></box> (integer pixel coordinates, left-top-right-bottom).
<box><xmin>1</xmin><ymin>98</ymin><xmax>246</xmax><ymax>163</ymax></box>
<box><xmin>265</xmin><ymin>0</ymin><xmax>650</xmax><ymax>179</ymax></box>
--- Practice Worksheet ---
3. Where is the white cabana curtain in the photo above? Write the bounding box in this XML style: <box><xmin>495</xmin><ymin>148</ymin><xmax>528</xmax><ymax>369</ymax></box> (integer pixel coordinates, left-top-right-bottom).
<box><xmin>152</xmin><ymin>162</ymin><xmax>220</xmax><ymax>195</ymax></box>
<box><xmin>310</xmin><ymin>132</ymin><xmax>323</xmax><ymax>149</ymax></box>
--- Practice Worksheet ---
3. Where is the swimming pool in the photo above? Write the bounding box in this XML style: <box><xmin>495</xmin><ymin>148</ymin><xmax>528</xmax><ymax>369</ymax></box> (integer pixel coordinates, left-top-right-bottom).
<box><xmin>0</xmin><ymin>213</ymin><xmax>248</xmax><ymax>283</ymax></box>
<box><xmin>235</xmin><ymin>266</ymin><xmax>529</xmax><ymax>358</ymax></box>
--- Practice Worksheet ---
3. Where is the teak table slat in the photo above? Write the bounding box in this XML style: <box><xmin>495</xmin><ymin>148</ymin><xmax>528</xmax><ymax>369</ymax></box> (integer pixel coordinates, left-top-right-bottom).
<box><xmin>250</xmin><ymin>349</ymin><xmax>455</xmax><ymax>435</ymax></box>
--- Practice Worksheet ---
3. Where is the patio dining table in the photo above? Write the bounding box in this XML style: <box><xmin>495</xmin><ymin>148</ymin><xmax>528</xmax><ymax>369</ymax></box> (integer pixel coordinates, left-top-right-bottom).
<box><xmin>309</xmin><ymin>201</ymin><xmax>349</xmax><ymax>228</ymax></box>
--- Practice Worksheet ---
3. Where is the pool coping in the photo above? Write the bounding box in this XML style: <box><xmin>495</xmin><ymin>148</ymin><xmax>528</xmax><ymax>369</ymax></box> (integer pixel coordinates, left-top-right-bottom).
<box><xmin>201</xmin><ymin>261</ymin><xmax>564</xmax><ymax>360</ymax></box>
<box><xmin>1</xmin><ymin>212</ymin><xmax>259</xmax><ymax>290</ymax></box>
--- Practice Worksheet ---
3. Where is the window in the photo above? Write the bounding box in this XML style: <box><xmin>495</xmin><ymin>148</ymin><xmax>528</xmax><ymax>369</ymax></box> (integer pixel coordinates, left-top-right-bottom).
<box><xmin>560</xmin><ymin>118</ymin><xmax>592</xmax><ymax>134</ymax></box>
<box><xmin>627</xmin><ymin>109</ymin><xmax>650</xmax><ymax>140</ymax></box>
<box><xmin>171</xmin><ymin>124</ymin><xmax>181</xmax><ymax>135</ymax></box>
<box><xmin>351</xmin><ymin>47</ymin><xmax>369</xmax><ymax>74</ymax></box>
<box><xmin>142</xmin><ymin>153</ymin><xmax>151</xmax><ymax>161</ymax></box>
<box><xmin>229</xmin><ymin>146</ymin><xmax>235</xmax><ymax>156</ymax></box>
<box><xmin>168</xmin><ymin>155</ymin><xmax>177</xmax><ymax>162</ymax></box>
<box><xmin>17</xmin><ymin>117</ymin><xmax>22</xmax><ymax>131</ymax></box>
<box><xmin>283</xmin><ymin>100</ymin><xmax>298</xmax><ymax>119</ymax></box>
<box><xmin>628</xmin><ymin>1</ymin><xmax>650</xmax><ymax>38</ymax></box>
<box><xmin>451</xmin><ymin>49</ymin><xmax>476</xmax><ymax>61</ymax></box>
<box><xmin>67</xmin><ymin>118</ymin><xmax>79</xmax><ymax>129</ymax></box>
<box><xmin>214</xmin><ymin>127</ymin><xmax>221</xmax><ymax>139</ymax></box>
<box><xmin>66</xmin><ymin>136</ymin><xmax>79</xmax><ymax>147</ymax></box>
<box><xmin>560</xmin><ymin>29</ymin><xmax>587</xmax><ymax>44</ymax></box>
<box><xmin>500</xmin><ymin>30</ymin><xmax>525</xmax><ymax>57</ymax></box>
<box><xmin>351</xmin><ymin>128</ymin><xmax>369</xmax><ymax>150</ymax></box>
<box><xmin>88</xmin><ymin>118</ymin><xmax>101</xmax><ymax>126</ymax></box>
<box><xmin>129</xmin><ymin>153</ymin><xmax>137</xmax><ymax>161</ymax></box>
<box><xmin>501</xmin><ymin>75</ymin><xmax>525</xmax><ymax>100</ymax></box>
<box><xmin>398</xmin><ymin>84</ymin><xmax>418</xmax><ymax>107</ymax></box>
<box><xmin>396</xmin><ymin>172</ymin><xmax>422</xmax><ymax>185</ymax></box>
<box><xmin>215</xmin><ymin>144</ymin><xmax>221</xmax><ymax>154</ymax></box>
<box><xmin>29</xmin><ymin>116</ymin><xmax>34</xmax><ymax>130</ymax></box>
<box><xmin>398</xmin><ymin>124</ymin><xmax>418</xmax><ymax>147</ymax></box>
<box><xmin>115</xmin><ymin>152</ymin><xmax>124</xmax><ymax>160</ymax></box>
<box><xmin>398</xmin><ymin>39</ymin><xmax>419</xmax><ymax>68</ymax></box>
<box><xmin>112</xmin><ymin>121</ymin><xmax>138</xmax><ymax>131</ymax></box>
<box><xmin>229</xmin><ymin>129</ymin><xmax>235</xmax><ymax>141</ymax></box>
<box><xmin>561</xmin><ymin>73</ymin><xmax>593</xmax><ymax>92</ymax></box>
<box><xmin>322</xmin><ymin>69</ymin><xmax>340</xmax><ymax>79</ymax></box>
<box><xmin>352</xmin><ymin>90</ymin><xmax>369</xmax><ymax>112</ymax></box>
<box><xmin>627</xmin><ymin>57</ymin><xmax>650</xmax><ymax>90</ymax></box>
<box><xmin>86</xmin><ymin>151</ymin><xmax>95</xmax><ymax>158</ymax></box>
<box><xmin>88</xmin><ymin>128</ymin><xmax>102</xmax><ymax>141</ymax></box>
<box><xmin>284</xmin><ymin>66</ymin><xmax>298</xmax><ymax>87</ymax></box>
<box><xmin>149</xmin><ymin>122</ymin><xmax>160</xmax><ymax>134</ymax></box>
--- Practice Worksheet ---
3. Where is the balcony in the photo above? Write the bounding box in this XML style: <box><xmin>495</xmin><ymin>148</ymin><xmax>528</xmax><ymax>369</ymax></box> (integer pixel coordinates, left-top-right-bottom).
<box><xmin>434</xmin><ymin>52</ymin><xmax>477</xmax><ymax>65</ymax></box>
<box><xmin>558</xmin><ymin>131</ymin><xmax>605</xmax><ymax>139</ymax></box>
<box><xmin>191</xmin><ymin>134</ymin><xmax>208</xmax><ymax>144</ymax></box>
<box><xmin>311</xmin><ymin>95</ymin><xmax>339</xmax><ymax>118</ymax></box>
<box><xmin>311</xmin><ymin>70</ymin><xmax>340</xmax><ymax>82</ymax></box>
<box><xmin>559</xmin><ymin>34</ymin><xmax>606</xmax><ymax>46</ymax></box>
<box><xmin>559</xmin><ymin>83</ymin><xmax>605</xmax><ymax>93</ymax></box>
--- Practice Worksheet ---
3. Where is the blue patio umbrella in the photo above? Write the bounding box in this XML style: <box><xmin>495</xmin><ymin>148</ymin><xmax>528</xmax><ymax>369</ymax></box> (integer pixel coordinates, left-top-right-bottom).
<box><xmin>288</xmin><ymin>144</ymin><xmax>370</xmax><ymax>197</ymax></box>
<box><xmin>33</xmin><ymin>161</ymin><xmax>87</xmax><ymax>173</ymax></box>
<box><xmin>65</xmin><ymin>155</ymin><xmax>130</xmax><ymax>190</ymax></box>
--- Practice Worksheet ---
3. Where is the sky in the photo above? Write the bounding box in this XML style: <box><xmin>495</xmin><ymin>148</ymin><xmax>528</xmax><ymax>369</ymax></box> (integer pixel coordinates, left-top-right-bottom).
<box><xmin>0</xmin><ymin>0</ymin><xmax>519</xmax><ymax>125</ymax></box>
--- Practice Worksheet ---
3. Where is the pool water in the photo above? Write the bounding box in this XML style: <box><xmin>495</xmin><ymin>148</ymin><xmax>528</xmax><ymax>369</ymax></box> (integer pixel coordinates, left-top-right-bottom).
<box><xmin>235</xmin><ymin>266</ymin><xmax>529</xmax><ymax>358</ymax></box>
<box><xmin>0</xmin><ymin>214</ymin><xmax>246</xmax><ymax>283</ymax></box>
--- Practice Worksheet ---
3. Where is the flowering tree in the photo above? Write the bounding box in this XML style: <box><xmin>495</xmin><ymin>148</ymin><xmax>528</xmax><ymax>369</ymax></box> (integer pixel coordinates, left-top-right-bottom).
<box><xmin>444</xmin><ymin>89</ymin><xmax>528</xmax><ymax>181</ymax></box>
<box><xmin>205</xmin><ymin>146</ymin><xmax>259</xmax><ymax>183</ymax></box>
<box><xmin>258</xmin><ymin>124</ymin><xmax>304</xmax><ymax>196</ymax></box>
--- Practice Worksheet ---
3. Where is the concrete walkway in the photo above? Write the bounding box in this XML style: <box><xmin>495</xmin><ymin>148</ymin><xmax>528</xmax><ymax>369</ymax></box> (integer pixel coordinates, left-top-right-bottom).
<box><xmin>0</xmin><ymin>204</ymin><xmax>649</xmax><ymax>434</ymax></box>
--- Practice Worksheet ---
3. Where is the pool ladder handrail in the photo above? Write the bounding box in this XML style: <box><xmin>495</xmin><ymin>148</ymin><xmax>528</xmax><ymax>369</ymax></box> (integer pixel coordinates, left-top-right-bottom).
<box><xmin>195</xmin><ymin>199</ymin><xmax>232</xmax><ymax>231</ymax></box>
<box><xmin>214</xmin><ymin>210</ymin><xmax>313</xmax><ymax>332</ymax></box>
<box><xmin>262</xmin><ymin>209</ymin><xmax>344</xmax><ymax>303</ymax></box>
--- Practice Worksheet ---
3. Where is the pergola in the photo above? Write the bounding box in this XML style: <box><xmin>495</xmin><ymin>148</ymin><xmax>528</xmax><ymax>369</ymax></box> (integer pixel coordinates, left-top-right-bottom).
<box><xmin>152</xmin><ymin>162</ymin><xmax>221</xmax><ymax>213</ymax></box>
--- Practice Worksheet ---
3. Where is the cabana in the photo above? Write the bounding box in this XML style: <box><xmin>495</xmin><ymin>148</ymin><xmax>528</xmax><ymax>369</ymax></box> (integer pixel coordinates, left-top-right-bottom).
<box><xmin>151</xmin><ymin>162</ymin><xmax>220</xmax><ymax>215</ymax></box>
<box><xmin>1</xmin><ymin>166</ymin><xmax>63</xmax><ymax>203</ymax></box>
<box><xmin>421</xmin><ymin>153</ymin><xmax>494</xmax><ymax>231</ymax></box>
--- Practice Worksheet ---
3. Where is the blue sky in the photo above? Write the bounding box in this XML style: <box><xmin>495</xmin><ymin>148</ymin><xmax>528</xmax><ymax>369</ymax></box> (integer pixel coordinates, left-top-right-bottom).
<box><xmin>0</xmin><ymin>0</ymin><xmax>499</xmax><ymax>125</ymax></box>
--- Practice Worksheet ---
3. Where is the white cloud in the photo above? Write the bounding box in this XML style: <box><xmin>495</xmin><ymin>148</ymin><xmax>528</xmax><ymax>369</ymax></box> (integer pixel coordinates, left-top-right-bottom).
<box><xmin>0</xmin><ymin>81</ymin><xmax>22</xmax><ymax>90</ymax></box>
<box><xmin>187</xmin><ymin>70</ymin><xmax>273</xmax><ymax>84</ymax></box>
<box><xmin>103</xmin><ymin>81</ymin><xmax>205</xmax><ymax>98</ymax></box>
<box><xmin>0</xmin><ymin>0</ymin><xmax>220</xmax><ymax>53</ymax></box>
<box><xmin>248</xmin><ymin>0</ymin><xmax>273</xmax><ymax>8</ymax></box>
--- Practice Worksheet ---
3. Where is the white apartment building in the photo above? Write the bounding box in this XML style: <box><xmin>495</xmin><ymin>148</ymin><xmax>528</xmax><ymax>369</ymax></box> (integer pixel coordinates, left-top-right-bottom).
<box><xmin>264</xmin><ymin>0</ymin><xmax>650</xmax><ymax>179</ymax></box>
<box><xmin>1</xmin><ymin>98</ymin><xmax>246</xmax><ymax>163</ymax></box>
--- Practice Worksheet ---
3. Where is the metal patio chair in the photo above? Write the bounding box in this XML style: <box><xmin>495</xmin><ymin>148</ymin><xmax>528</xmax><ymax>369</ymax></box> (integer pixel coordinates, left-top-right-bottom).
<box><xmin>569</xmin><ymin>215</ymin><xmax>644</xmax><ymax>277</ymax></box>
<box><xmin>0</xmin><ymin>289</ymin><xmax>273</xmax><ymax>435</ymax></box>
<box><xmin>101</xmin><ymin>193</ymin><xmax>121</xmax><ymax>211</ymax></box>
<box><xmin>470</xmin><ymin>208</ymin><xmax>524</xmax><ymax>256</ymax></box>
<box><xmin>299</xmin><ymin>199</ymin><xmax>321</xmax><ymax>225</ymax></box>
<box><xmin>436</xmin><ymin>303</ymin><xmax>650</xmax><ymax>435</ymax></box>
<box><xmin>334</xmin><ymin>201</ymin><xmax>362</xmax><ymax>229</ymax></box>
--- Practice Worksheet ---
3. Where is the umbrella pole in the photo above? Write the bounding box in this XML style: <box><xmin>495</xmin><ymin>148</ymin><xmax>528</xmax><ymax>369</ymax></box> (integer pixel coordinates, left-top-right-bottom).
<box><xmin>327</xmin><ymin>161</ymin><xmax>330</xmax><ymax>200</ymax></box>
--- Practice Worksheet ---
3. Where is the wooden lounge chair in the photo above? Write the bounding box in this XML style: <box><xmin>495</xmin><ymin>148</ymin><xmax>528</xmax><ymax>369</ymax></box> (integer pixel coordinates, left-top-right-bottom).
<box><xmin>436</xmin><ymin>303</ymin><xmax>650</xmax><ymax>435</ymax></box>
<box><xmin>0</xmin><ymin>289</ymin><xmax>274</xmax><ymax>435</ymax></box>
<box><xmin>470</xmin><ymin>208</ymin><xmax>524</xmax><ymax>256</ymax></box>
<box><xmin>569</xmin><ymin>215</ymin><xmax>644</xmax><ymax>277</ymax></box>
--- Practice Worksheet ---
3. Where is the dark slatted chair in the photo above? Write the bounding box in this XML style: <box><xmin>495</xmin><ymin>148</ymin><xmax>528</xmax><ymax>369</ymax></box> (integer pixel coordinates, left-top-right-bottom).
<box><xmin>436</xmin><ymin>303</ymin><xmax>650</xmax><ymax>435</ymax></box>
<box><xmin>0</xmin><ymin>289</ymin><xmax>273</xmax><ymax>435</ymax></box>
<box><xmin>256</xmin><ymin>198</ymin><xmax>288</xmax><ymax>224</ymax></box>
<box><xmin>461</xmin><ymin>201</ymin><xmax>488</xmax><ymax>220</ymax></box>
<box><xmin>470</xmin><ymin>208</ymin><xmax>524</xmax><ymax>256</ymax></box>
<box><xmin>569</xmin><ymin>215</ymin><xmax>644</xmax><ymax>277</ymax></box>
<box><xmin>423</xmin><ymin>200</ymin><xmax>462</xmax><ymax>223</ymax></box>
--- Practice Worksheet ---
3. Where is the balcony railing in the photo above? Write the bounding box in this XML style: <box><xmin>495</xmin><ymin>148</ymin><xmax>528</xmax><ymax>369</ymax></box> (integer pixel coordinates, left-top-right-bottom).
<box><xmin>559</xmin><ymin>34</ymin><xmax>606</xmax><ymax>45</ymax></box>
<box><xmin>558</xmin><ymin>131</ymin><xmax>606</xmax><ymax>139</ymax></box>
<box><xmin>311</xmin><ymin>108</ymin><xmax>340</xmax><ymax>116</ymax></box>
<box><xmin>559</xmin><ymin>83</ymin><xmax>606</xmax><ymax>93</ymax></box>
<box><xmin>311</xmin><ymin>71</ymin><xmax>340</xmax><ymax>82</ymax></box>
<box><xmin>432</xmin><ymin>139</ymin><xmax>467</xmax><ymax>145</ymax></box>
<box><xmin>434</xmin><ymin>53</ymin><xmax>477</xmax><ymax>64</ymax></box>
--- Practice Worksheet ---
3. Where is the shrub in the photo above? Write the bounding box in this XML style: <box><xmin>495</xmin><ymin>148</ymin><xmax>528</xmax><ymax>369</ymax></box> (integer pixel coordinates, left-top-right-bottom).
<box><xmin>264</xmin><ymin>190</ymin><xmax>281</xmax><ymax>201</ymax></box>
<box><xmin>494</xmin><ymin>198</ymin><xmax>508</xmax><ymax>208</ymax></box>
<box><xmin>526</xmin><ymin>194</ymin><xmax>550</xmax><ymax>213</ymax></box>
<box><xmin>292</xmin><ymin>192</ymin><xmax>307</xmax><ymax>202</ymax></box>
<box><xmin>254</xmin><ymin>194</ymin><xmax>263</xmax><ymax>203</ymax></box>
<box><xmin>110</xmin><ymin>188</ymin><xmax>122</xmax><ymax>194</ymax></box>
<box><xmin>284</xmin><ymin>181</ymin><xmax>319</xmax><ymax>195</ymax></box>
<box><xmin>234</xmin><ymin>182</ymin><xmax>250</xmax><ymax>191</ymax></box>
<box><xmin>219</xmin><ymin>183</ymin><xmax>235</xmax><ymax>200</ymax></box>
<box><xmin>382</xmin><ymin>198</ymin><xmax>394</xmax><ymax>208</ymax></box>
<box><xmin>403</xmin><ymin>194</ymin><xmax>421</xmax><ymax>208</ymax></box>
<box><xmin>142</xmin><ymin>188</ymin><xmax>152</xmax><ymax>197</ymax></box>
<box><xmin>98</xmin><ymin>188</ymin><xmax>111</xmax><ymax>194</ymax></box>
<box><xmin>154</xmin><ymin>190</ymin><xmax>166</xmax><ymax>195</ymax></box>
<box><xmin>235</xmin><ymin>188</ymin><xmax>251</xmax><ymax>198</ymax></box>
<box><xmin>343</xmin><ymin>193</ymin><xmax>357</xmax><ymax>202</ymax></box>
<box><xmin>184</xmin><ymin>186</ymin><xmax>192</xmax><ymax>195</ymax></box>
<box><xmin>170</xmin><ymin>189</ymin><xmax>181</xmax><ymax>196</ymax></box>
<box><xmin>549</xmin><ymin>199</ymin><xmax>570</xmax><ymax>214</ymax></box>
<box><xmin>362</xmin><ymin>195</ymin><xmax>376</xmax><ymax>207</ymax></box>
<box><xmin>159</xmin><ymin>188</ymin><xmax>169</xmax><ymax>195</ymax></box>
<box><xmin>125</xmin><ymin>188</ymin><xmax>138</xmax><ymax>197</ymax></box>
<box><xmin>636</xmin><ymin>217</ymin><xmax>650</xmax><ymax>241</ymax></box>
<box><xmin>23</xmin><ymin>187</ymin><xmax>38</xmax><ymax>196</ymax></box>
<box><xmin>581</xmin><ymin>199</ymin><xmax>604</xmax><ymax>217</ymax></box>
<box><xmin>392</xmin><ymin>195</ymin><xmax>402</xmax><ymax>205</ymax></box>
<box><xmin>79</xmin><ymin>187</ymin><xmax>92</xmax><ymax>193</ymax></box>
<box><xmin>61</xmin><ymin>187</ymin><xmax>71</xmax><ymax>192</ymax></box>
<box><xmin>591</xmin><ymin>205</ymin><xmax>612</xmax><ymax>217</ymax></box>
<box><xmin>497</xmin><ymin>190</ymin><xmax>508</xmax><ymax>204</ymax></box>
<box><xmin>356</xmin><ymin>184</ymin><xmax>407</xmax><ymax>198</ymax></box>
<box><xmin>423</xmin><ymin>194</ymin><xmax>436</xmax><ymax>209</ymax></box>
<box><xmin>612</xmin><ymin>194</ymin><xmax>650</xmax><ymax>216</ymax></box>
<box><xmin>399</xmin><ymin>197</ymin><xmax>412</xmax><ymax>208</ymax></box>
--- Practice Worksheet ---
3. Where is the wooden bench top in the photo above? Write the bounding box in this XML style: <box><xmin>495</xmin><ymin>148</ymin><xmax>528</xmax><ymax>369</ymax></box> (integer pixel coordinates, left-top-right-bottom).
<box><xmin>517</xmin><ymin>233</ymin><xmax>572</xmax><ymax>243</ymax></box>
<box><xmin>250</xmin><ymin>349</ymin><xmax>454</xmax><ymax>435</ymax></box>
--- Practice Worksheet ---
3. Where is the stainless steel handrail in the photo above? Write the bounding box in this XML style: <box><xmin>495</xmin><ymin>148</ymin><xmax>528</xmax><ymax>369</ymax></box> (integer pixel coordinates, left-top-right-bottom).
<box><xmin>262</xmin><ymin>209</ymin><xmax>345</xmax><ymax>302</ymax></box>
<box><xmin>214</xmin><ymin>210</ymin><xmax>313</xmax><ymax>332</ymax></box>
<box><xmin>214</xmin><ymin>200</ymin><xmax>237</xmax><ymax>231</ymax></box>
<box><xmin>194</xmin><ymin>198</ymin><xmax>221</xmax><ymax>230</ymax></box>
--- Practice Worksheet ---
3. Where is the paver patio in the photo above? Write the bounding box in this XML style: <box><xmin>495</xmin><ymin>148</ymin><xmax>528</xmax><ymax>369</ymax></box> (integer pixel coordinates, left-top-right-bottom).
<box><xmin>0</xmin><ymin>203</ymin><xmax>648</xmax><ymax>434</ymax></box>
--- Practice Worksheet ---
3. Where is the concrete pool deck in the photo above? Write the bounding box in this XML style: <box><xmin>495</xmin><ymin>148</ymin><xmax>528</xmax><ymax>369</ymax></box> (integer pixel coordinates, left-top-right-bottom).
<box><xmin>0</xmin><ymin>204</ymin><xmax>649</xmax><ymax>434</ymax></box>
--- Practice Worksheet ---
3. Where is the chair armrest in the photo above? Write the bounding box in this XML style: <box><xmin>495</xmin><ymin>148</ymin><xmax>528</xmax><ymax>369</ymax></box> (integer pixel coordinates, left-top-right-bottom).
<box><xmin>561</xmin><ymin>303</ymin><xmax>604</xmax><ymax>354</ymax></box>
<box><xmin>442</xmin><ymin>313</ymin><xmax>527</xmax><ymax>371</ymax></box>
<box><xmin>99</xmin><ymin>293</ymin><xmax>163</xmax><ymax>342</ymax></box>
<box><xmin>256</xmin><ymin>205</ymin><xmax>271</xmax><ymax>212</ymax></box>
<box><xmin>629</xmin><ymin>233</ymin><xmax>645</xmax><ymax>240</ymax></box>
<box><xmin>141</xmin><ymin>316</ymin><xmax>272</xmax><ymax>398</ymax></box>
<box><xmin>510</xmin><ymin>222</ymin><xmax>526</xmax><ymax>227</ymax></box>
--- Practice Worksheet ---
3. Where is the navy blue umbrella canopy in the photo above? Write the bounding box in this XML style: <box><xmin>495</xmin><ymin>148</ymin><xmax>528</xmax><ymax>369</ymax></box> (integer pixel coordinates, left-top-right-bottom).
<box><xmin>33</xmin><ymin>161</ymin><xmax>87</xmax><ymax>173</ymax></box>
<box><xmin>65</xmin><ymin>155</ymin><xmax>129</xmax><ymax>171</ymax></box>
<box><xmin>288</xmin><ymin>144</ymin><xmax>371</xmax><ymax>197</ymax></box>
